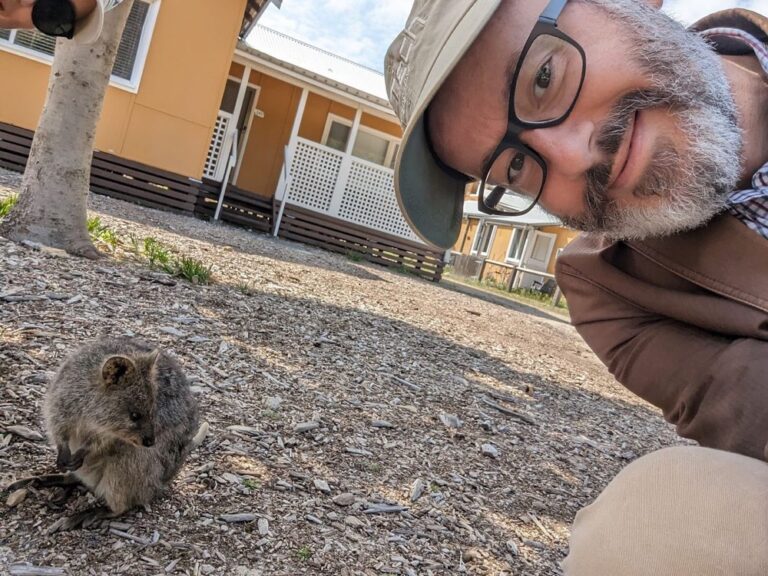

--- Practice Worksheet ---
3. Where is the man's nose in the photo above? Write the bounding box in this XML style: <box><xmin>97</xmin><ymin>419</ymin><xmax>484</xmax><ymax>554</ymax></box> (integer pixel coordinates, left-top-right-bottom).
<box><xmin>520</xmin><ymin>119</ymin><xmax>598</xmax><ymax>178</ymax></box>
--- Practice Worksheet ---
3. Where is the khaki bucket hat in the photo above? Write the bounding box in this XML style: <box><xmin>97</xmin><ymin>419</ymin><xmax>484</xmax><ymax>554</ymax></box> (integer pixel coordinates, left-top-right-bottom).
<box><xmin>385</xmin><ymin>0</ymin><xmax>502</xmax><ymax>249</ymax></box>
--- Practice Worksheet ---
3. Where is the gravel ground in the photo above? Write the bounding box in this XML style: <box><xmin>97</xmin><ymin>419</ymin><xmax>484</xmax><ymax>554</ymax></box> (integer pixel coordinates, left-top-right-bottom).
<box><xmin>0</xmin><ymin>168</ymin><xmax>681</xmax><ymax>576</ymax></box>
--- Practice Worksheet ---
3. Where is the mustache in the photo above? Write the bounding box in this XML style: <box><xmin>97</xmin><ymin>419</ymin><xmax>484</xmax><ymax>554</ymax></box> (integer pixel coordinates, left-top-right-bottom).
<box><xmin>580</xmin><ymin>90</ymin><xmax>678</xmax><ymax>228</ymax></box>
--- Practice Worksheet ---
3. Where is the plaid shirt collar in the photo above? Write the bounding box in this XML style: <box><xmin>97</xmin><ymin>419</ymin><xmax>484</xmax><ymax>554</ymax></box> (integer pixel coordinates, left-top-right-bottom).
<box><xmin>698</xmin><ymin>27</ymin><xmax>768</xmax><ymax>240</ymax></box>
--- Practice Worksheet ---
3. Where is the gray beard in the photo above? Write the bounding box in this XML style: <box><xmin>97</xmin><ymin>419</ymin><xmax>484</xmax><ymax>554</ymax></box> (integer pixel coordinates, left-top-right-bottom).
<box><xmin>558</xmin><ymin>0</ymin><xmax>742</xmax><ymax>241</ymax></box>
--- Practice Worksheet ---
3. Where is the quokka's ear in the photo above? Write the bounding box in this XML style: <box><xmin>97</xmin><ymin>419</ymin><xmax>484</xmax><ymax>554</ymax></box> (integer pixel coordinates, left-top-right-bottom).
<box><xmin>101</xmin><ymin>356</ymin><xmax>136</xmax><ymax>387</ymax></box>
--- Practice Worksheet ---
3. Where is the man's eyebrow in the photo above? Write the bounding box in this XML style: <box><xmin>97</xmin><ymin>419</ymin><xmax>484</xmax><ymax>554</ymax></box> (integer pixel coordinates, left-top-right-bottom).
<box><xmin>478</xmin><ymin>46</ymin><xmax>523</xmax><ymax>172</ymax></box>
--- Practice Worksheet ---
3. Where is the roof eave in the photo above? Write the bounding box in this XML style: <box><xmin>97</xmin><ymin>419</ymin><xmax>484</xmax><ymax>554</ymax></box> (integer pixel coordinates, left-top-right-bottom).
<box><xmin>240</xmin><ymin>0</ymin><xmax>282</xmax><ymax>40</ymax></box>
<box><xmin>235</xmin><ymin>42</ymin><xmax>394</xmax><ymax>112</ymax></box>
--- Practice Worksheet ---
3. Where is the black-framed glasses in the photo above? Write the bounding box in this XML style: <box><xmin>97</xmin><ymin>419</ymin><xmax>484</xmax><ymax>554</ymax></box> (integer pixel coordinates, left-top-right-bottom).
<box><xmin>31</xmin><ymin>0</ymin><xmax>77</xmax><ymax>39</ymax></box>
<box><xmin>478</xmin><ymin>0</ymin><xmax>586</xmax><ymax>217</ymax></box>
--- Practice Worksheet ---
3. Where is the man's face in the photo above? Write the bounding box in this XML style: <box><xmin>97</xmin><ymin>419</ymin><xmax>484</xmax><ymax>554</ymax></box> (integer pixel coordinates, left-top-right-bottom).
<box><xmin>429</xmin><ymin>0</ymin><xmax>742</xmax><ymax>240</ymax></box>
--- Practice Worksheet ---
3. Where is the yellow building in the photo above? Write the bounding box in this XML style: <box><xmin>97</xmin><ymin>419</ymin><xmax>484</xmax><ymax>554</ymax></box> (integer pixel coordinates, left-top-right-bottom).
<box><xmin>0</xmin><ymin>5</ymin><xmax>444</xmax><ymax>278</ymax></box>
<box><xmin>0</xmin><ymin>0</ymin><xmax>280</xmax><ymax>177</ymax></box>
<box><xmin>452</xmin><ymin>187</ymin><xmax>578</xmax><ymax>291</ymax></box>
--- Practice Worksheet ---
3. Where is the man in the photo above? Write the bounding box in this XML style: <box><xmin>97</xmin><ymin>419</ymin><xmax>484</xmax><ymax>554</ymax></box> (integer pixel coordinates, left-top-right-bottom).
<box><xmin>0</xmin><ymin>0</ymin><xmax>123</xmax><ymax>43</ymax></box>
<box><xmin>386</xmin><ymin>0</ymin><xmax>768</xmax><ymax>573</ymax></box>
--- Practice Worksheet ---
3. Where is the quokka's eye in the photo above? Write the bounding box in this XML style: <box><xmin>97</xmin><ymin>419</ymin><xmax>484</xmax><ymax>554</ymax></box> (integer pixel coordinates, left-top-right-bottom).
<box><xmin>130</xmin><ymin>412</ymin><xmax>141</xmax><ymax>422</ymax></box>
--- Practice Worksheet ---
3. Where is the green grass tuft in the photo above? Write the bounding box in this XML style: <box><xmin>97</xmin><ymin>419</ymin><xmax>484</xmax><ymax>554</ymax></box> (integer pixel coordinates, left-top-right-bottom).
<box><xmin>0</xmin><ymin>194</ymin><xmax>18</xmax><ymax>219</ymax></box>
<box><xmin>171</xmin><ymin>256</ymin><xmax>212</xmax><ymax>285</ymax></box>
<box><xmin>142</xmin><ymin>237</ymin><xmax>173</xmax><ymax>271</ymax></box>
<box><xmin>297</xmin><ymin>546</ymin><xmax>313</xmax><ymax>561</ymax></box>
<box><xmin>87</xmin><ymin>216</ymin><xmax>120</xmax><ymax>249</ymax></box>
<box><xmin>345</xmin><ymin>250</ymin><xmax>363</xmax><ymax>262</ymax></box>
<box><xmin>242</xmin><ymin>478</ymin><xmax>260</xmax><ymax>490</ymax></box>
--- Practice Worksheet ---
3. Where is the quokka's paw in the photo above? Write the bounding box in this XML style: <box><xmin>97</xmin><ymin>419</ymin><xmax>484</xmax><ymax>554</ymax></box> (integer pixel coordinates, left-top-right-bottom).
<box><xmin>56</xmin><ymin>446</ymin><xmax>86</xmax><ymax>471</ymax></box>
<box><xmin>48</xmin><ymin>506</ymin><xmax>115</xmax><ymax>533</ymax></box>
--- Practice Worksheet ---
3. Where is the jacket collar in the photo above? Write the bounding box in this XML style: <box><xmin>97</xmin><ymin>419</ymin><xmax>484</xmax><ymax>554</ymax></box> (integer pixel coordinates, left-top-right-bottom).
<box><xmin>629</xmin><ymin>215</ymin><xmax>768</xmax><ymax>313</ymax></box>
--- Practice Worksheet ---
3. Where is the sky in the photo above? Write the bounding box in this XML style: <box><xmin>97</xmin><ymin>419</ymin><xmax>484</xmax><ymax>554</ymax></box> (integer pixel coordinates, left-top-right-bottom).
<box><xmin>253</xmin><ymin>0</ymin><xmax>768</xmax><ymax>73</ymax></box>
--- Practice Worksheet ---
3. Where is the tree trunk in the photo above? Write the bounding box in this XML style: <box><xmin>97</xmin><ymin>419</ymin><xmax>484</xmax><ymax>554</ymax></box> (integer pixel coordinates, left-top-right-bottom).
<box><xmin>0</xmin><ymin>0</ymin><xmax>135</xmax><ymax>258</ymax></box>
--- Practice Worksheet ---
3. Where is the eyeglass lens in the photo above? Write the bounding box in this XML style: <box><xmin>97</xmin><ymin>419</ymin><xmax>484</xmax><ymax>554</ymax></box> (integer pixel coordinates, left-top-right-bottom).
<box><xmin>482</xmin><ymin>34</ymin><xmax>583</xmax><ymax>214</ymax></box>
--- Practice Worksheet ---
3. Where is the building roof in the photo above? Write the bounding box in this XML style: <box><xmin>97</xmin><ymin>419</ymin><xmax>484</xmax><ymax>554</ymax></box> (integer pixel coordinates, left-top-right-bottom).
<box><xmin>240</xmin><ymin>0</ymin><xmax>281</xmax><ymax>40</ymax></box>
<box><xmin>241</xmin><ymin>25</ymin><xmax>391</xmax><ymax>108</ymax></box>
<box><xmin>462</xmin><ymin>200</ymin><xmax>562</xmax><ymax>228</ymax></box>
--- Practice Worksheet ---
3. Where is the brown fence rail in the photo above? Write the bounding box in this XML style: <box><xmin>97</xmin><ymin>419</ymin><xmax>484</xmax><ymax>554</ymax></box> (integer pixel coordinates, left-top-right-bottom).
<box><xmin>195</xmin><ymin>179</ymin><xmax>272</xmax><ymax>233</ymax></box>
<box><xmin>0</xmin><ymin>123</ymin><xmax>33</xmax><ymax>173</ymax></box>
<box><xmin>277</xmin><ymin>204</ymin><xmax>445</xmax><ymax>281</ymax></box>
<box><xmin>1</xmin><ymin>122</ymin><xmax>199</xmax><ymax>214</ymax></box>
<box><xmin>1</xmin><ymin>121</ymin><xmax>444</xmax><ymax>281</ymax></box>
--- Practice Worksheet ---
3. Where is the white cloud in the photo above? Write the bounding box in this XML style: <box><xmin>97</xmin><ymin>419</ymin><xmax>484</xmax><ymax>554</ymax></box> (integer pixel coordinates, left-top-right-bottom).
<box><xmin>254</xmin><ymin>0</ymin><xmax>411</xmax><ymax>72</ymax></box>
<box><xmin>253</xmin><ymin>0</ymin><xmax>768</xmax><ymax>72</ymax></box>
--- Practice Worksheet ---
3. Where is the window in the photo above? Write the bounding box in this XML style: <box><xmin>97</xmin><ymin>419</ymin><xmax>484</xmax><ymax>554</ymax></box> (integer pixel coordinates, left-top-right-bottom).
<box><xmin>471</xmin><ymin>222</ymin><xmax>495</xmax><ymax>256</ymax></box>
<box><xmin>325</xmin><ymin>119</ymin><xmax>352</xmax><ymax>152</ymax></box>
<box><xmin>506</xmin><ymin>227</ymin><xmax>527</xmax><ymax>262</ymax></box>
<box><xmin>321</xmin><ymin>114</ymin><xmax>400</xmax><ymax>168</ymax></box>
<box><xmin>0</xmin><ymin>0</ymin><xmax>158</xmax><ymax>90</ymax></box>
<box><xmin>352</xmin><ymin>130</ymin><xmax>389</xmax><ymax>165</ymax></box>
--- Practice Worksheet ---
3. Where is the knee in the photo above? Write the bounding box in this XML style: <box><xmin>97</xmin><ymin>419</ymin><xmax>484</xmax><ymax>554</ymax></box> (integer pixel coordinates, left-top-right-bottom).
<box><xmin>562</xmin><ymin>447</ymin><xmax>768</xmax><ymax>576</ymax></box>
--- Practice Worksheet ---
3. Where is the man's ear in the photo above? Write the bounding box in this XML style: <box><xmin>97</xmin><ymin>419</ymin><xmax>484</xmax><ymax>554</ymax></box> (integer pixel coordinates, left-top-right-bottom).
<box><xmin>102</xmin><ymin>356</ymin><xmax>136</xmax><ymax>387</ymax></box>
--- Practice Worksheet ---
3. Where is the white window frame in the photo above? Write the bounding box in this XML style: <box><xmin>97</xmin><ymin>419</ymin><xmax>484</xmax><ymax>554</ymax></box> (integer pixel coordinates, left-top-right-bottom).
<box><xmin>470</xmin><ymin>220</ymin><xmax>496</xmax><ymax>257</ymax></box>
<box><xmin>505</xmin><ymin>226</ymin><xmax>528</xmax><ymax>264</ymax></box>
<box><xmin>321</xmin><ymin>113</ymin><xmax>353</xmax><ymax>148</ymax></box>
<box><xmin>0</xmin><ymin>0</ymin><xmax>160</xmax><ymax>93</ymax></box>
<box><xmin>321</xmin><ymin>114</ymin><xmax>400</xmax><ymax>167</ymax></box>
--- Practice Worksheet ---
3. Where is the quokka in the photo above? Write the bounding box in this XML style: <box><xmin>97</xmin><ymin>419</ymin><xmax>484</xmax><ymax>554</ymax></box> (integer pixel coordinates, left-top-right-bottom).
<box><xmin>6</xmin><ymin>338</ymin><xmax>201</xmax><ymax>530</ymax></box>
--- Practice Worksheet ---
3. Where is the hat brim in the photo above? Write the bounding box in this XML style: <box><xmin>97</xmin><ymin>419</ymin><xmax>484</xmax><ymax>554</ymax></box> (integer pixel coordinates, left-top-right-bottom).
<box><xmin>395</xmin><ymin>113</ymin><xmax>467</xmax><ymax>250</ymax></box>
<box><xmin>393</xmin><ymin>0</ymin><xmax>501</xmax><ymax>250</ymax></box>
<box><xmin>73</xmin><ymin>0</ymin><xmax>104</xmax><ymax>44</ymax></box>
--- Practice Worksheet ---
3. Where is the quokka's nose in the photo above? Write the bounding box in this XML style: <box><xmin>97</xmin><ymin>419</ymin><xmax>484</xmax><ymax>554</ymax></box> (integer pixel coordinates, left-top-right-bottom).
<box><xmin>142</xmin><ymin>436</ymin><xmax>155</xmax><ymax>447</ymax></box>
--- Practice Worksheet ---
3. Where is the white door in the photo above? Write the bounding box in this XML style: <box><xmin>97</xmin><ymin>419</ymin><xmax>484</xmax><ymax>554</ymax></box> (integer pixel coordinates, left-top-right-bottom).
<box><xmin>520</xmin><ymin>231</ymin><xmax>556</xmax><ymax>289</ymax></box>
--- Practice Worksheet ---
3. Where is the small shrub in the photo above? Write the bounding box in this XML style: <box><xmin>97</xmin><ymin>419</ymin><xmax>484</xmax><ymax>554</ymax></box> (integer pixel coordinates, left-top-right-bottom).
<box><xmin>0</xmin><ymin>194</ymin><xmax>18</xmax><ymax>219</ymax></box>
<box><xmin>236</xmin><ymin>282</ymin><xmax>254</xmax><ymax>295</ymax></box>
<box><xmin>172</xmin><ymin>256</ymin><xmax>212</xmax><ymax>285</ymax></box>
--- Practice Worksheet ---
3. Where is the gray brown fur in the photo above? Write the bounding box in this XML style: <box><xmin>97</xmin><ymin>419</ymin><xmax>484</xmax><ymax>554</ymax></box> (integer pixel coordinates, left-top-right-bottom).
<box><xmin>40</xmin><ymin>337</ymin><xmax>199</xmax><ymax>523</ymax></box>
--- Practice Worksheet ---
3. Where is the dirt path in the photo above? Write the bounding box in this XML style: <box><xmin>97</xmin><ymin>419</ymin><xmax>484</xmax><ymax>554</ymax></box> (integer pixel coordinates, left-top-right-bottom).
<box><xmin>0</xmin><ymin>169</ymin><xmax>680</xmax><ymax>575</ymax></box>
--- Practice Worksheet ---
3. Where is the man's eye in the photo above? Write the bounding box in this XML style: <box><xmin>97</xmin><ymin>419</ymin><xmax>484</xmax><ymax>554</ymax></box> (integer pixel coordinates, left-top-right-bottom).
<box><xmin>507</xmin><ymin>152</ymin><xmax>526</xmax><ymax>183</ymax></box>
<box><xmin>534</xmin><ymin>59</ymin><xmax>553</xmax><ymax>96</ymax></box>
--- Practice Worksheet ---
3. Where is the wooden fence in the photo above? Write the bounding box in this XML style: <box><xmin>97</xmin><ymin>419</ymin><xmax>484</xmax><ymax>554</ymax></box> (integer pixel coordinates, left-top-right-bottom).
<box><xmin>276</xmin><ymin>204</ymin><xmax>445</xmax><ymax>281</ymax></box>
<box><xmin>0</xmin><ymin>121</ymin><xmax>443</xmax><ymax>281</ymax></box>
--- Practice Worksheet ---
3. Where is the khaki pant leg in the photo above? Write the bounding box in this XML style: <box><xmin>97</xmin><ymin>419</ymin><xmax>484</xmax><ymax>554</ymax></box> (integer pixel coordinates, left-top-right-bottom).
<box><xmin>562</xmin><ymin>446</ymin><xmax>768</xmax><ymax>576</ymax></box>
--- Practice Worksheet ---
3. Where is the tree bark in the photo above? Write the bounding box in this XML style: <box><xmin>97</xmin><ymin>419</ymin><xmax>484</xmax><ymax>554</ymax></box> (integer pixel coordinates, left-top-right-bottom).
<box><xmin>0</xmin><ymin>0</ymin><xmax>135</xmax><ymax>258</ymax></box>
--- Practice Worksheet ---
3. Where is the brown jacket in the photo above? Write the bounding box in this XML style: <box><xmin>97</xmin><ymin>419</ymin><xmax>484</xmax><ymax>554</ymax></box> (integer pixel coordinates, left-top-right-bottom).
<box><xmin>556</xmin><ymin>9</ymin><xmax>768</xmax><ymax>461</ymax></box>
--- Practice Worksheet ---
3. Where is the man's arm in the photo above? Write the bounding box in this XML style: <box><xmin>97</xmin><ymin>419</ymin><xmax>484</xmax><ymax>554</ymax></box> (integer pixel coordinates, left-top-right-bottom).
<box><xmin>557</xmin><ymin>259</ymin><xmax>768</xmax><ymax>461</ymax></box>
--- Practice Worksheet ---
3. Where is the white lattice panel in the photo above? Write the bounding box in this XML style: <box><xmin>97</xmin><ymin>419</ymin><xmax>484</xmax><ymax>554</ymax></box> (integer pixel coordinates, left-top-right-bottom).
<box><xmin>286</xmin><ymin>139</ymin><xmax>343</xmax><ymax>212</ymax></box>
<box><xmin>338</xmin><ymin>159</ymin><xmax>421</xmax><ymax>241</ymax></box>
<box><xmin>204</xmin><ymin>113</ymin><xmax>232</xmax><ymax>180</ymax></box>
